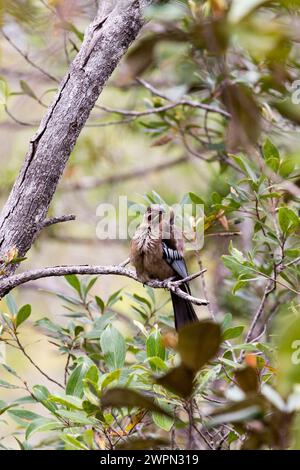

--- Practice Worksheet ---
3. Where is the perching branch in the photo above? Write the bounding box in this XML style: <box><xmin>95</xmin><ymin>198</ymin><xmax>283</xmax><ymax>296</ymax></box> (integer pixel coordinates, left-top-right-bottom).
<box><xmin>0</xmin><ymin>263</ymin><xmax>208</xmax><ymax>305</ymax></box>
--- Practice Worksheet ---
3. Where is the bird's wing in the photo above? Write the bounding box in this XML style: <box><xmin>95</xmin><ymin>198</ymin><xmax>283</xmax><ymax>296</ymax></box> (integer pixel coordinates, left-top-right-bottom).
<box><xmin>162</xmin><ymin>242</ymin><xmax>188</xmax><ymax>279</ymax></box>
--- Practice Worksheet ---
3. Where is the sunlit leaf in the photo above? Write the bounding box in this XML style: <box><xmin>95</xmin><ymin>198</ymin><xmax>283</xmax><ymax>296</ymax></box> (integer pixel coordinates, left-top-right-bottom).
<box><xmin>15</xmin><ymin>304</ymin><xmax>31</xmax><ymax>328</ymax></box>
<box><xmin>100</xmin><ymin>325</ymin><xmax>126</xmax><ymax>370</ymax></box>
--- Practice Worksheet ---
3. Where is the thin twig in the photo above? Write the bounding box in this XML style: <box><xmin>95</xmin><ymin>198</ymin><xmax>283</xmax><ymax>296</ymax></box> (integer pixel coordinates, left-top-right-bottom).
<box><xmin>245</xmin><ymin>280</ymin><xmax>274</xmax><ymax>344</ymax></box>
<box><xmin>137</xmin><ymin>78</ymin><xmax>230</xmax><ymax>117</ymax></box>
<box><xmin>41</xmin><ymin>214</ymin><xmax>76</xmax><ymax>229</ymax></box>
<box><xmin>62</xmin><ymin>156</ymin><xmax>188</xmax><ymax>192</ymax></box>
<box><xmin>206</xmin><ymin>231</ymin><xmax>241</xmax><ymax>238</ymax></box>
<box><xmin>2</xmin><ymin>31</ymin><xmax>59</xmax><ymax>83</ymax></box>
<box><xmin>14</xmin><ymin>333</ymin><xmax>64</xmax><ymax>389</ymax></box>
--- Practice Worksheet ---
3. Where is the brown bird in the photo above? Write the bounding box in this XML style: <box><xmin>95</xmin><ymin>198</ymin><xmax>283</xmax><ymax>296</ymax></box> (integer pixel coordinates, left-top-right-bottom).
<box><xmin>130</xmin><ymin>204</ymin><xmax>198</xmax><ymax>330</ymax></box>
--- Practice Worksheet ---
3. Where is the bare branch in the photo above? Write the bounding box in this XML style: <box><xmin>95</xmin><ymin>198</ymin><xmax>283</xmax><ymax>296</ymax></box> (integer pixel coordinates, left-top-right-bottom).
<box><xmin>0</xmin><ymin>263</ymin><xmax>209</xmax><ymax>305</ymax></box>
<box><xmin>14</xmin><ymin>333</ymin><xmax>64</xmax><ymax>389</ymax></box>
<box><xmin>4</xmin><ymin>104</ymin><xmax>37</xmax><ymax>127</ymax></box>
<box><xmin>206</xmin><ymin>231</ymin><xmax>241</xmax><ymax>238</ymax></box>
<box><xmin>62</xmin><ymin>156</ymin><xmax>188</xmax><ymax>191</ymax></box>
<box><xmin>97</xmin><ymin>94</ymin><xmax>231</xmax><ymax>119</ymax></box>
<box><xmin>137</xmin><ymin>77</ymin><xmax>231</xmax><ymax>118</ymax></box>
<box><xmin>2</xmin><ymin>30</ymin><xmax>59</xmax><ymax>83</ymax></box>
<box><xmin>173</xmin><ymin>269</ymin><xmax>207</xmax><ymax>285</ymax></box>
<box><xmin>245</xmin><ymin>279</ymin><xmax>274</xmax><ymax>344</ymax></box>
<box><xmin>41</xmin><ymin>214</ymin><xmax>76</xmax><ymax>229</ymax></box>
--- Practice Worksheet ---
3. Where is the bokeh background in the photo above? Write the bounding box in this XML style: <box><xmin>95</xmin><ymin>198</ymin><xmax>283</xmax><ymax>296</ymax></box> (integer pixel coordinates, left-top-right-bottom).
<box><xmin>0</xmin><ymin>0</ymin><xmax>300</xmax><ymax>448</ymax></box>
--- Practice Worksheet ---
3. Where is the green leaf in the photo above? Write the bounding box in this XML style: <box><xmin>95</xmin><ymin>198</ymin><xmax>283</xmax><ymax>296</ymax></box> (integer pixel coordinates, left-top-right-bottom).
<box><xmin>188</xmin><ymin>192</ymin><xmax>205</xmax><ymax>205</ymax></box>
<box><xmin>152</xmin><ymin>400</ymin><xmax>174</xmax><ymax>431</ymax></box>
<box><xmin>48</xmin><ymin>394</ymin><xmax>82</xmax><ymax>410</ymax></box>
<box><xmin>107</xmin><ymin>288</ymin><xmax>123</xmax><ymax>307</ymax></box>
<box><xmin>147</xmin><ymin>356</ymin><xmax>168</xmax><ymax>371</ymax></box>
<box><xmin>15</xmin><ymin>304</ymin><xmax>31</xmax><ymax>328</ymax></box>
<box><xmin>221</xmin><ymin>313</ymin><xmax>232</xmax><ymax>332</ymax></box>
<box><xmin>56</xmin><ymin>410</ymin><xmax>97</xmax><ymax>425</ymax></box>
<box><xmin>152</xmin><ymin>412</ymin><xmax>174</xmax><ymax>431</ymax></box>
<box><xmin>26</xmin><ymin>418</ymin><xmax>62</xmax><ymax>440</ymax></box>
<box><xmin>0</xmin><ymin>402</ymin><xmax>15</xmax><ymax>416</ymax></box>
<box><xmin>229</xmin><ymin>241</ymin><xmax>245</xmax><ymax>263</ymax></box>
<box><xmin>65</xmin><ymin>275</ymin><xmax>81</xmax><ymax>295</ymax></box>
<box><xmin>100</xmin><ymin>369</ymin><xmax>121</xmax><ymax>390</ymax></box>
<box><xmin>101</xmin><ymin>388</ymin><xmax>172</xmax><ymax>417</ymax></box>
<box><xmin>278</xmin><ymin>207</ymin><xmax>300</xmax><ymax>236</ymax></box>
<box><xmin>223</xmin><ymin>326</ymin><xmax>244</xmax><ymax>340</ymax></box>
<box><xmin>85</xmin><ymin>312</ymin><xmax>115</xmax><ymax>339</ymax></box>
<box><xmin>279</xmin><ymin>157</ymin><xmax>295</xmax><ymax>177</ymax></box>
<box><xmin>232</xmin><ymin>155</ymin><xmax>257</xmax><ymax>182</ymax></box>
<box><xmin>66</xmin><ymin>357</ymin><xmax>94</xmax><ymax>397</ymax></box>
<box><xmin>20</xmin><ymin>80</ymin><xmax>37</xmax><ymax>100</ymax></box>
<box><xmin>8</xmin><ymin>409</ymin><xmax>42</xmax><ymax>424</ymax></box>
<box><xmin>63</xmin><ymin>21</ymin><xmax>84</xmax><ymax>42</ymax></box>
<box><xmin>6</xmin><ymin>294</ymin><xmax>17</xmax><ymax>315</ymax></box>
<box><xmin>262</xmin><ymin>138</ymin><xmax>280</xmax><ymax>172</ymax></box>
<box><xmin>84</xmin><ymin>277</ymin><xmax>97</xmax><ymax>296</ymax></box>
<box><xmin>133</xmin><ymin>293</ymin><xmax>152</xmax><ymax>311</ymax></box>
<box><xmin>156</xmin><ymin>364</ymin><xmax>195</xmax><ymax>399</ymax></box>
<box><xmin>100</xmin><ymin>325</ymin><xmax>126</xmax><ymax>370</ymax></box>
<box><xmin>178</xmin><ymin>322</ymin><xmax>221</xmax><ymax>371</ymax></box>
<box><xmin>95</xmin><ymin>296</ymin><xmax>105</xmax><ymax>313</ymax></box>
<box><xmin>0</xmin><ymin>379</ymin><xmax>18</xmax><ymax>390</ymax></box>
<box><xmin>232</xmin><ymin>280</ymin><xmax>247</xmax><ymax>294</ymax></box>
<box><xmin>146</xmin><ymin>329</ymin><xmax>165</xmax><ymax>368</ymax></box>
<box><xmin>60</xmin><ymin>433</ymin><xmax>89</xmax><ymax>450</ymax></box>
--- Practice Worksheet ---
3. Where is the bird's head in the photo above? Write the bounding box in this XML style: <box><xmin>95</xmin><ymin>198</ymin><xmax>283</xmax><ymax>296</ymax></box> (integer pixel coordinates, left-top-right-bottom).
<box><xmin>144</xmin><ymin>204</ymin><xmax>166</xmax><ymax>227</ymax></box>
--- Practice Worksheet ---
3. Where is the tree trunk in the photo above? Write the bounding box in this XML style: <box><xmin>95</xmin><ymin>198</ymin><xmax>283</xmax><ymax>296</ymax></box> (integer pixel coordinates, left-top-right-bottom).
<box><xmin>0</xmin><ymin>0</ymin><xmax>151</xmax><ymax>274</ymax></box>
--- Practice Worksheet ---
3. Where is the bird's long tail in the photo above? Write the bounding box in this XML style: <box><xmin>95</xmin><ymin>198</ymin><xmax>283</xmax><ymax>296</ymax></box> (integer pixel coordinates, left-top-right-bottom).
<box><xmin>170</xmin><ymin>283</ymin><xmax>198</xmax><ymax>331</ymax></box>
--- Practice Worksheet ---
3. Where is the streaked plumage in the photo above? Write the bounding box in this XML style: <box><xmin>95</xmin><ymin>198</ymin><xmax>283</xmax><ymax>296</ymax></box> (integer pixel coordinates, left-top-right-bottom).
<box><xmin>130</xmin><ymin>205</ymin><xmax>198</xmax><ymax>330</ymax></box>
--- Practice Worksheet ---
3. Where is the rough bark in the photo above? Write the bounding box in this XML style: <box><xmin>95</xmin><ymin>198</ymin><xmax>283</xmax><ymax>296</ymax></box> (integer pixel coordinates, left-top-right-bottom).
<box><xmin>0</xmin><ymin>0</ymin><xmax>152</xmax><ymax>273</ymax></box>
<box><xmin>0</xmin><ymin>262</ymin><xmax>208</xmax><ymax>305</ymax></box>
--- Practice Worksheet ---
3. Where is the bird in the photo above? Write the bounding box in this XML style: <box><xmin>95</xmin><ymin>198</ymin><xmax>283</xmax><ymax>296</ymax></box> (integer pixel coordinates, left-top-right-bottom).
<box><xmin>130</xmin><ymin>204</ymin><xmax>198</xmax><ymax>330</ymax></box>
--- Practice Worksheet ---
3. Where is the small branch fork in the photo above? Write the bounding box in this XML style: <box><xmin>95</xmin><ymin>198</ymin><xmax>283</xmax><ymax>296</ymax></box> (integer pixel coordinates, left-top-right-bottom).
<box><xmin>0</xmin><ymin>263</ymin><xmax>208</xmax><ymax>305</ymax></box>
<box><xmin>245</xmin><ymin>279</ymin><xmax>275</xmax><ymax>344</ymax></box>
<box><xmin>40</xmin><ymin>214</ymin><xmax>76</xmax><ymax>229</ymax></box>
